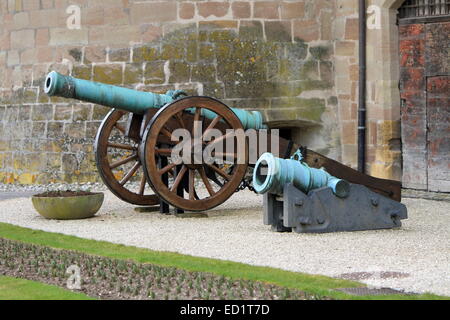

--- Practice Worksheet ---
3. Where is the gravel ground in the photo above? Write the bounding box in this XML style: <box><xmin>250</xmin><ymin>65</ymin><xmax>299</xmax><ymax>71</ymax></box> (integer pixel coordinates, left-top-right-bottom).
<box><xmin>0</xmin><ymin>188</ymin><xmax>449</xmax><ymax>297</ymax></box>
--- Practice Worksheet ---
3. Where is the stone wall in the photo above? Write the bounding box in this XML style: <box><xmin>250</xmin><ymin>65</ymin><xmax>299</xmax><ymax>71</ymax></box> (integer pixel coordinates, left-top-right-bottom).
<box><xmin>0</xmin><ymin>0</ymin><xmax>405</xmax><ymax>185</ymax></box>
<box><xmin>0</xmin><ymin>0</ymin><xmax>342</xmax><ymax>185</ymax></box>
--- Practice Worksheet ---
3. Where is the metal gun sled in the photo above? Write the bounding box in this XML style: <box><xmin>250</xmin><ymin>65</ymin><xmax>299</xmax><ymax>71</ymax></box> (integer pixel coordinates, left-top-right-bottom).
<box><xmin>253</xmin><ymin>151</ymin><xmax>407</xmax><ymax>233</ymax></box>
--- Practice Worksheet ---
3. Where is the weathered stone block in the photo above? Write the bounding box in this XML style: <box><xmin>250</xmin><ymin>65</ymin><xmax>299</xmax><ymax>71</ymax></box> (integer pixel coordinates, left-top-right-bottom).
<box><xmin>62</xmin><ymin>153</ymin><xmax>79</xmax><ymax>172</ymax></box>
<box><xmin>254</xmin><ymin>1</ymin><xmax>280</xmax><ymax>19</ymax></box>
<box><xmin>93</xmin><ymin>64</ymin><xmax>123</xmax><ymax>85</ymax></box>
<box><xmin>72</xmin><ymin>65</ymin><xmax>92</xmax><ymax>80</ymax></box>
<box><xmin>92</xmin><ymin>105</ymin><xmax>111</xmax><ymax>121</ymax></box>
<box><xmin>32</xmin><ymin>104</ymin><xmax>53</xmax><ymax>121</ymax></box>
<box><xmin>203</xmin><ymin>82</ymin><xmax>225</xmax><ymax>99</ymax></box>
<box><xmin>109</xmin><ymin>48</ymin><xmax>130</xmax><ymax>62</ymax></box>
<box><xmin>84</xmin><ymin>46</ymin><xmax>107</xmax><ymax>64</ymax></box>
<box><xmin>161</xmin><ymin>43</ymin><xmax>185</xmax><ymax>60</ymax></box>
<box><xmin>169</xmin><ymin>61</ymin><xmax>190</xmax><ymax>83</ymax></box>
<box><xmin>265</xmin><ymin>21</ymin><xmax>292</xmax><ymax>42</ymax></box>
<box><xmin>232</xmin><ymin>1</ymin><xmax>251</xmax><ymax>19</ymax></box>
<box><xmin>144</xmin><ymin>61</ymin><xmax>165</xmax><ymax>84</ymax></box>
<box><xmin>199</xmin><ymin>44</ymin><xmax>215</xmax><ymax>61</ymax></box>
<box><xmin>124</xmin><ymin>63</ymin><xmax>143</xmax><ymax>84</ymax></box>
<box><xmin>179</xmin><ymin>2</ymin><xmax>195</xmax><ymax>20</ymax></box>
<box><xmin>198</xmin><ymin>2</ymin><xmax>230</xmax><ymax>18</ymax></box>
<box><xmin>239</xmin><ymin>21</ymin><xmax>264</xmax><ymax>40</ymax></box>
<box><xmin>11</xmin><ymin>29</ymin><xmax>35</xmax><ymax>49</ymax></box>
<box><xmin>47</xmin><ymin>122</ymin><xmax>64</xmax><ymax>139</ymax></box>
<box><xmin>191</xmin><ymin>64</ymin><xmax>216</xmax><ymax>82</ymax></box>
<box><xmin>73</xmin><ymin>105</ymin><xmax>91</xmax><ymax>122</ymax></box>
<box><xmin>130</xmin><ymin>2</ymin><xmax>177</xmax><ymax>24</ymax></box>
<box><xmin>49</xmin><ymin>28</ymin><xmax>88</xmax><ymax>46</ymax></box>
<box><xmin>64</xmin><ymin>122</ymin><xmax>86</xmax><ymax>139</ymax></box>
<box><xmin>133</xmin><ymin>47</ymin><xmax>161</xmax><ymax>63</ymax></box>
<box><xmin>32</xmin><ymin>122</ymin><xmax>46</xmax><ymax>138</ymax></box>
<box><xmin>294</xmin><ymin>20</ymin><xmax>319</xmax><ymax>42</ymax></box>
<box><xmin>186</xmin><ymin>42</ymin><xmax>198</xmax><ymax>63</ymax></box>
<box><xmin>18</xmin><ymin>105</ymin><xmax>31</xmax><ymax>121</ymax></box>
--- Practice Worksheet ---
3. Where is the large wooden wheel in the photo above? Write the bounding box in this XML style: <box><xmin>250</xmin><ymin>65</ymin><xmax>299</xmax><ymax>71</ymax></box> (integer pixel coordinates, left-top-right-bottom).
<box><xmin>95</xmin><ymin>109</ymin><xmax>159</xmax><ymax>206</ymax></box>
<box><xmin>141</xmin><ymin>97</ymin><xmax>249</xmax><ymax>212</ymax></box>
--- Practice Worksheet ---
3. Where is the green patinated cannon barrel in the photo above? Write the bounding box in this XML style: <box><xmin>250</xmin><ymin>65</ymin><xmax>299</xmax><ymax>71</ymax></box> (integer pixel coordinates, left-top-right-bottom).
<box><xmin>45</xmin><ymin>71</ymin><xmax>266</xmax><ymax>130</ymax></box>
<box><xmin>253</xmin><ymin>152</ymin><xmax>351</xmax><ymax>198</ymax></box>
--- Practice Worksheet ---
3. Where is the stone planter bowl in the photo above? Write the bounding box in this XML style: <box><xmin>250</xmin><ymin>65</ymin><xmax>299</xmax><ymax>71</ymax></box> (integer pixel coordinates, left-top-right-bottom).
<box><xmin>32</xmin><ymin>192</ymin><xmax>104</xmax><ymax>220</ymax></box>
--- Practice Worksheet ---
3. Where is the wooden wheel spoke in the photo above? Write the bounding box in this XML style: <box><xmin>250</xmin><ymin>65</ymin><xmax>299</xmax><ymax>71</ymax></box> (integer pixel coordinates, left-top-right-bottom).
<box><xmin>114</xmin><ymin>123</ymin><xmax>126</xmax><ymax>135</ymax></box>
<box><xmin>207</xmin><ymin>131</ymin><xmax>235</xmax><ymax>148</ymax></box>
<box><xmin>189</xmin><ymin>169</ymin><xmax>196</xmax><ymax>200</ymax></box>
<box><xmin>174</xmin><ymin>112</ymin><xmax>186</xmax><ymax>129</ymax></box>
<box><xmin>155</xmin><ymin>148</ymin><xmax>173</xmax><ymax>156</ymax></box>
<box><xmin>160</xmin><ymin>127</ymin><xmax>173</xmax><ymax>140</ymax></box>
<box><xmin>171</xmin><ymin>166</ymin><xmax>188</xmax><ymax>192</ymax></box>
<box><xmin>201</xmin><ymin>115</ymin><xmax>223</xmax><ymax>141</ymax></box>
<box><xmin>110</xmin><ymin>154</ymin><xmax>139</xmax><ymax>169</ymax></box>
<box><xmin>108</xmin><ymin>142</ymin><xmax>137</xmax><ymax>151</ymax></box>
<box><xmin>159</xmin><ymin>162</ymin><xmax>177</xmax><ymax>176</ymax></box>
<box><xmin>119</xmin><ymin>162</ymin><xmax>141</xmax><ymax>186</ymax></box>
<box><xmin>193</xmin><ymin>107</ymin><xmax>202</xmax><ymax>137</ymax></box>
<box><xmin>206</xmin><ymin>164</ymin><xmax>231</xmax><ymax>181</ymax></box>
<box><xmin>199</xmin><ymin>167</ymin><xmax>215</xmax><ymax>197</ymax></box>
<box><xmin>139</xmin><ymin>174</ymin><xmax>147</xmax><ymax>196</ymax></box>
<box><xmin>212</xmin><ymin>152</ymin><xmax>238</xmax><ymax>161</ymax></box>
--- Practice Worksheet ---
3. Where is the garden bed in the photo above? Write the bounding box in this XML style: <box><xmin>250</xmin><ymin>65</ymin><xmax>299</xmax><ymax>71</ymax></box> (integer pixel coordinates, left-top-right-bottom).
<box><xmin>0</xmin><ymin>238</ymin><xmax>325</xmax><ymax>300</ymax></box>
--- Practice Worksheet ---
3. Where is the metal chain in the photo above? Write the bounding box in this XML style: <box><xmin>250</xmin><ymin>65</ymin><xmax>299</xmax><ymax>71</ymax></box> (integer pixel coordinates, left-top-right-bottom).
<box><xmin>236</xmin><ymin>176</ymin><xmax>258</xmax><ymax>194</ymax></box>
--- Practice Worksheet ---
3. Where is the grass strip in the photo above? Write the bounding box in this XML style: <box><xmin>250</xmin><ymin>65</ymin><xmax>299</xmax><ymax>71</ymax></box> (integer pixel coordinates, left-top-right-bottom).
<box><xmin>0</xmin><ymin>276</ymin><xmax>94</xmax><ymax>300</ymax></box>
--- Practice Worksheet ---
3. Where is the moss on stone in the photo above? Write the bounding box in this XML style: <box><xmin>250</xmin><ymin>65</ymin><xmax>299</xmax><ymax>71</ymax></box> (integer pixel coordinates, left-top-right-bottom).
<box><xmin>73</xmin><ymin>105</ymin><xmax>91</xmax><ymax>122</ymax></box>
<box><xmin>133</xmin><ymin>46</ymin><xmax>160</xmax><ymax>63</ymax></box>
<box><xmin>68</xmin><ymin>48</ymin><xmax>82</xmax><ymax>63</ymax></box>
<box><xmin>93</xmin><ymin>65</ymin><xmax>123</xmax><ymax>85</ymax></box>
<box><xmin>144</xmin><ymin>61</ymin><xmax>165</xmax><ymax>84</ymax></box>
<box><xmin>92</xmin><ymin>105</ymin><xmax>111</xmax><ymax>121</ymax></box>
<box><xmin>186</xmin><ymin>42</ymin><xmax>198</xmax><ymax>62</ymax></box>
<box><xmin>72</xmin><ymin>65</ymin><xmax>91</xmax><ymax>80</ymax></box>
<box><xmin>239</xmin><ymin>21</ymin><xmax>264</xmax><ymax>40</ymax></box>
<box><xmin>199</xmin><ymin>44</ymin><xmax>215</xmax><ymax>61</ymax></box>
<box><xmin>161</xmin><ymin>43</ymin><xmax>185</xmax><ymax>60</ymax></box>
<box><xmin>109</xmin><ymin>48</ymin><xmax>130</xmax><ymax>62</ymax></box>
<box><xmin>299</xmin><ymin>60</ymin><xmax>319</xmax><ymax>80</ymax></box>
<box><xmin>203</xmin><ymin>82</ymin><xmax>225</xmax><ymax>99</ymax></box>
<box><xmin>271</xmin><ymin>98</ymin><xmax>326</xmax><ymax>122</ymax></box>
<box><xmin>124</xmin><ymin>64</ymin><xmax>143</xmax><ymax>84</ymax></box>
<box><xmin>209</xmin><ymin>30</ymin><xmax>236</xmax><ymax>42</ymax></box>
<box><xmin>191</xmin><ymin>64</ymin><xmax>216</xmax><ymax>82</ymax></box>
<box><xmin>310</xmin><ymin>46</ymin><xmax>331</xmax><ymax>60</ymax></box>
<box><xmin>169</xmin><ymin>61</ymin><xmax>190</xmax><ymax>83</ymax></box>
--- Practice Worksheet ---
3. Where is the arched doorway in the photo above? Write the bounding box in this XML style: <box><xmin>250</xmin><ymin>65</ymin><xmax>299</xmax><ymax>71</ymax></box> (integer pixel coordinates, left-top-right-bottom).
<box><xmin>398</xmin><ymin>0</ymin><xmax>450</xmax><ymax>192</ymax></box>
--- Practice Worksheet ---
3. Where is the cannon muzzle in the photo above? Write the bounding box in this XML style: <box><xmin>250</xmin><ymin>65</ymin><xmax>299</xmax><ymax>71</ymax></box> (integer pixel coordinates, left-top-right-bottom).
<box><xmin>253</xmin><ymin>152</ymin><xmax>350</xmax><ymax>198</ymax></box>
<box><xmin>45</xmin><ymin>71</ymin><xmax>177</xmax><ymax>115</ymax></box>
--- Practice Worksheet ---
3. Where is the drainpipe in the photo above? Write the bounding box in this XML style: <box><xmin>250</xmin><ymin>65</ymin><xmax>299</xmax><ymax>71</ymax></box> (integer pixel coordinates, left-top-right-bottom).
<box><xmin>358</xmin><ymin>0</ymin><xmax>367</xmax><ymax>173</ymax></box>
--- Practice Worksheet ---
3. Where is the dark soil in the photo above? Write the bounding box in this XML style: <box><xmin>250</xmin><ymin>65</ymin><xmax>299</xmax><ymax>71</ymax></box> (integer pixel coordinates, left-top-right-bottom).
<box><xmin>33</xmin><ymin>191</ymin><xmax>101</xmax><ymax>198</ymax></box>
<box><xmin>0</xmin><ymin>238</ymin><xmax>328</xmax><ymax>300</ymax></box>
